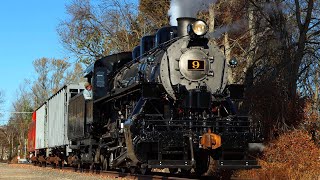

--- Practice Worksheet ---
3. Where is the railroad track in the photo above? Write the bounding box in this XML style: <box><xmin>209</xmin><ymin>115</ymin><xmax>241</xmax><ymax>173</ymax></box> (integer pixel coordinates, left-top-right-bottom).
<box><xmin>25</xmin><ymin>163</ymin><xmax>202</xmax><ymax>180</ymax></box>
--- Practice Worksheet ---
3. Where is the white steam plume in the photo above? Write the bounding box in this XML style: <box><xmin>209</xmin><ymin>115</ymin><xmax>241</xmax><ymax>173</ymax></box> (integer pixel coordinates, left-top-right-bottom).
<box><xmin>168</xmin><ymin>0</ymin><xmax>217</xmax><ymax>26</ymax></box>
<box><xmin>209</xmin><ymin>19</ymin><xmax>246</xmax><ymax>39</ymax></box>
<box><xmin>248</xmin><ymin>143</ymin><xmax>265</xmax><ymax>152</ymax></box>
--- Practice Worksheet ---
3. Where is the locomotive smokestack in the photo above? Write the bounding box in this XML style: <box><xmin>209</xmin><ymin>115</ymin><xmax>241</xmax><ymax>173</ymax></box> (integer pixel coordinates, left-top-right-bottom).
<box><xmin>177</xmin><ymin>17</ymin><xmax>196</xmax><ymax>37</ymax></box>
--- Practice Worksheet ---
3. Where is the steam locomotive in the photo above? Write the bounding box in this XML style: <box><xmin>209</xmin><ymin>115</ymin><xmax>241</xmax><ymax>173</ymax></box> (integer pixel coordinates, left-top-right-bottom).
<box><xmin>28</xmin><ymin>17</ymin><xmax>262</xmax><ymax>175</ymax></box>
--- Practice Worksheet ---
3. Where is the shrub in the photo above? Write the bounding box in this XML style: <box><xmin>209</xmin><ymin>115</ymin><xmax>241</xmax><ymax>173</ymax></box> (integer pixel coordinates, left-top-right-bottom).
<box><xmin>234</xmin><ymin>130</ymin><xmax>320</xmax><ymax>179</ymax></box>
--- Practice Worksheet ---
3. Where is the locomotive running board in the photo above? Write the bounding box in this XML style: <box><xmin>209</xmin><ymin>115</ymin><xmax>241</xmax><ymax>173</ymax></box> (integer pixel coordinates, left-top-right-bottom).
<box><xmin>147</xmin><ymin>160</ymin><xmax>195</xmax><ymax>168</ymax></box>
<box><xmin>217</xmin><ymin>160</ymin><xmax>261</xmax><ymax>169</ymax></box>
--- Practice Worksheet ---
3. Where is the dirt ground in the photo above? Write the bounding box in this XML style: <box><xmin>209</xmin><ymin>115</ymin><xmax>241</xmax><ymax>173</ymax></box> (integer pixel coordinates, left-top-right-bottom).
<box><xmin>0</xmin><ymin>163</ymin><xmax>125</xmax><ymax>180</ymax></box>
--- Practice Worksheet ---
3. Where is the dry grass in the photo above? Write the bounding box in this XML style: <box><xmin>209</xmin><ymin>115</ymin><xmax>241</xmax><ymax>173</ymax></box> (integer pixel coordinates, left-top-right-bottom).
<box><xmin>234</xmin><ymin>130</ymin><xmax>320</xmax><ymax>180</ymax></box>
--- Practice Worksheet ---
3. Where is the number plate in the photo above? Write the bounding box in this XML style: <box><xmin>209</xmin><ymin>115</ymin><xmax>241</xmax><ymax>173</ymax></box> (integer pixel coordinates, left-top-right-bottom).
<box><xmin>188</xmin><ymin>60</ymin><xmax>205</xmax><ymax>70</ymax></box>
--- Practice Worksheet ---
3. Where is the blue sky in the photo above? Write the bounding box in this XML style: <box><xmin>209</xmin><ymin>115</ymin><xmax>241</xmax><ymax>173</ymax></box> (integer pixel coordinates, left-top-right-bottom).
<box><xmin>0</xmin><ymin>1</ymin><xmax>68</xmax><ymax>124</ymax></box>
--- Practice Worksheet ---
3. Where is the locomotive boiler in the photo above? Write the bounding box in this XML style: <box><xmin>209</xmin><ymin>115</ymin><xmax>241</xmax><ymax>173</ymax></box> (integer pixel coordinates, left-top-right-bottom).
<box><xmin>66</xmin><ymin>17</ymin><xmax>262</xmax><ymax>175</ymax></box>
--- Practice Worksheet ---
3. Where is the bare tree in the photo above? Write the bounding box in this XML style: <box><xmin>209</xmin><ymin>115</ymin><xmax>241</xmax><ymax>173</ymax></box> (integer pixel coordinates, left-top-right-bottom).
<box><xmin>64</xmin><ymin>62</ymin><xmax>85</xmax><ymax>85</ymax></box>
<box><xmin>0</xmin><ymin>126</ymin><xmax>9</xmax><ymax>160</ymax></box>
<box><xmin>58</xmin><ymin>0</ymin><xmax>105</xmax><ymax>65</ymax></box>
<box><xmin>237</xmin><ymin>0</ymin><xmax>320</xmax><ymax>138</ymax></box>
<box><xmin>139</xmin><ymin>0</ymin><xmax>170</xmax><ymax>28</ymax></box>
<box><xmin>32</xmin><ymin>57</ymin><xmax>72</xmax><ymax>107</ymax></box>
<box><xmin>58</xmin><ymin>0</ymin><xmax>145</xmax><ymax>65</ymax></box>
<box><xmin>0</xmin><ymin>124</ymin><xmax>18</xmax><ymax>161</ymax></box>
<box><xmin>10</xmin><ymin>84</ymin><xmax>33</xmax><ymax>159</ymax></box>
<box><xmin>196</xmin><ymin>0</ymin><xmax>319</xmax><ymax>138</ymax></box>
<box><xmin>245</xmin><ymin>0</ymin><xmax>320</xmax><ymax>97</ymax></box>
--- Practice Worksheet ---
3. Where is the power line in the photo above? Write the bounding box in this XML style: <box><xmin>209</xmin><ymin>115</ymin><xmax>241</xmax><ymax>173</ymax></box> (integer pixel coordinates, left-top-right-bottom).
<box><xmin>0</xmin><ymin>112</ymin><xmax>33</xmax><ymax>125</ymax></box>
<box><xmin>0</xmin><ymin>112</ymin><xmax>33</xmax><ymax>114</ymax></box>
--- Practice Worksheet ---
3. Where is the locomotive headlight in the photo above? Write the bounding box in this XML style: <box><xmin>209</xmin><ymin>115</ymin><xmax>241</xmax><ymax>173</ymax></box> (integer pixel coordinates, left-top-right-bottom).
<box><xmin>192</xmin><ymin>20</ymin><xmax>208</xmax><ymax>36</ymax></box>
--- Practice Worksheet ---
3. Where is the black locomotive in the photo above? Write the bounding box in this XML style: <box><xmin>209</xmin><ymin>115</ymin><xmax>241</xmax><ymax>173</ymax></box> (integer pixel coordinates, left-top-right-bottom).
<box><xmin>67</xmin><ymin>17</ymin><xmax>262</xmax><ymax>175</ymax></box>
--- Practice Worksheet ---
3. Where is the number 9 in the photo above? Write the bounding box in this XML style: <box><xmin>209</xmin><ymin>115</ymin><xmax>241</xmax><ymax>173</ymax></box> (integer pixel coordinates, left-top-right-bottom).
<box><xmin>192</xmin><ymin>61</ymin><xmax>200</xmax><ymax>69</ymax></box>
